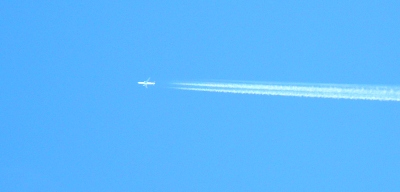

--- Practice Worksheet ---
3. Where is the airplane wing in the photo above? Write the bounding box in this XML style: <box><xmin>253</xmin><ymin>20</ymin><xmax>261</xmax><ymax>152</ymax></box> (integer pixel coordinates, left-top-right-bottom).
<box><xmin>146</xmin><ymin>77</ymin><xmax>150</xmax><ymax>82</ymax></box>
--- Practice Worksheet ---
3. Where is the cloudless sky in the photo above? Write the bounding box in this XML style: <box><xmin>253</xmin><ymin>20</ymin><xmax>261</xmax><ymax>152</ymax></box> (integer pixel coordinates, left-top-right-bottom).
<box><xmin>1</xmin><ymin>1</ymin><xmax>400</xmax><ymax>191</ymax></box>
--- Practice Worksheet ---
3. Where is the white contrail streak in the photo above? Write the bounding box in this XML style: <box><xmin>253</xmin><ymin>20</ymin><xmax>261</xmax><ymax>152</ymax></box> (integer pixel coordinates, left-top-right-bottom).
<box><xmin>172</xmin><ymin>82</ymin><xmax>400</xmax><ymax>101</ymax></box>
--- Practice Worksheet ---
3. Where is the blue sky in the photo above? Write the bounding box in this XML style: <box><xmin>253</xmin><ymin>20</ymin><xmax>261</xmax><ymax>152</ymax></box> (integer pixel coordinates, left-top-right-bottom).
<box><xmin>1</xmin><ymin>1</ymin><xmax>400</xmax><ymax>191</ymax></box>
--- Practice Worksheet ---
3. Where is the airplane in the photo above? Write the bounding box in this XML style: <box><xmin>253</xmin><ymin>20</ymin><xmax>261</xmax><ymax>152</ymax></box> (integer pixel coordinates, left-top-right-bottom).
<box><xmin>138</xmin><ymin>78</ymin><xmax>155</xmax><ymax>88</ymax></box>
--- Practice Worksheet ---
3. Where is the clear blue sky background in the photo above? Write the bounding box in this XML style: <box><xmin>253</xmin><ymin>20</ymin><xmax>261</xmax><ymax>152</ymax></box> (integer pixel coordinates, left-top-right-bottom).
<box><xmin>1</xmin><ymin>1</ymin><xmax>400</xmax><ymax>191</ymax></box>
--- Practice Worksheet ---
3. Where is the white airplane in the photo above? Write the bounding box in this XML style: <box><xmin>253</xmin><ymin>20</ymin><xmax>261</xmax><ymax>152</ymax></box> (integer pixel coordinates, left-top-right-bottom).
<box><xmin>138</xmin><ymin>78</ymin><xmax>155</xmax><ymax>88</ymax></box>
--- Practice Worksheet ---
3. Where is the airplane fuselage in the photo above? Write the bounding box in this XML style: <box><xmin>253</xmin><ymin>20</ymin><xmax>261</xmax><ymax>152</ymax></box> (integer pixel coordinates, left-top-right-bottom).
<box><xmin>138</xmin><ymin>82</ymin><xmax>155</xmax><ymax>86</ymax></box>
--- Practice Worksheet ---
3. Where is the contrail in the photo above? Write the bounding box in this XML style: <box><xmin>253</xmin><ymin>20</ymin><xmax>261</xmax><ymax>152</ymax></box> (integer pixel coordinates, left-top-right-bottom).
<box><xmin>172</xmin><ymin>82</ymin><xmax>400</xmax><ymax>101</ymax></box>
